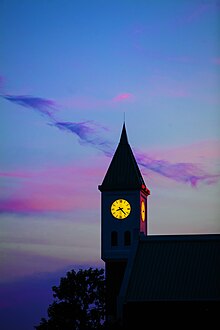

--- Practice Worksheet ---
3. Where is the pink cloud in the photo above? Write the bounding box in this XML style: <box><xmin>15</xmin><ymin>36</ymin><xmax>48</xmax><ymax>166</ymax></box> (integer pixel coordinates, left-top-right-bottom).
<box><xmin>1</xmin><ymin>140</ymin><xmax>220</xmax><ymax>214</ymax></box>
<box><xmin>146</xmin><ymin>140</ymin><xmax>220</xmax><ymax>163</ymax></box>
<box><xmin>0</xmin><ymin>163</ymin><xmax>104</xmax><ymax>214</ymax></box>
<box><xmin>112</xmin><ymin>93</ymin><xmax>134</xmax><ymax>102</ymax></box>
<box><xmin>60</xmin><ymin>92</ymin><xmax>134</xmax><ymax>110</ymax></box>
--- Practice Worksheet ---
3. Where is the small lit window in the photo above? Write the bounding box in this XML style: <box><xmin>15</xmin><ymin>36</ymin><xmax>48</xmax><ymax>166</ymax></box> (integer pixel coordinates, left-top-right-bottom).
<box><xmin>111</xmin><ymin>231</ymin><xmax>118</xmax><ymax>246</ymax></box>
<box><xmin>124</xmin><ymin>231</ymin><xmax>131</xmax><ymax>246</ymax></box>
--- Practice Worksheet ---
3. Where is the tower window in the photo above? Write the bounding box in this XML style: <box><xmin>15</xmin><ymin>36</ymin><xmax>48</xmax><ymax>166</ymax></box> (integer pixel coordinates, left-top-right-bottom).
<box><xmin>111</xmin><ymin>231</ymin><xmax>118</xmax><ymax>246</ymax></box>
<box><xmin>124</xmin><ymin>231</ymin><xmax>131</xmax><ymax>246</ymax></box>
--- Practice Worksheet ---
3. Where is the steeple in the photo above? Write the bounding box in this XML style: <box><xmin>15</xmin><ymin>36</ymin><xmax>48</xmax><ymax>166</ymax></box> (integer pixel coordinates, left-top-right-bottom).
<box><xmin>98</xmin><ymin>123</ymin><xmax>150</xmax><ymax>321</ymax></box>
<box><xmin>99</xmin><ymin>123</ymin><xmax>148</xmax><ymax>192</ymax></box>
<box><xmin>119</xmin><ymin>123</ymin><xmax>128</xmax><ymax>144</ymax></box>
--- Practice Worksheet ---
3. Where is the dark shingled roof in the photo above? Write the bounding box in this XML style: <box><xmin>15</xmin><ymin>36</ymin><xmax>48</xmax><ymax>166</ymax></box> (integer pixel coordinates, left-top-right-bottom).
<box><xmin>99</xmin><ymin>124</ymin><xmax>147</xmax><ymax>192</ymax></box>
<box><xmin>122</xmin><ymin>234</ymin><xmax>220</xmax><ymax>302</ymax></box>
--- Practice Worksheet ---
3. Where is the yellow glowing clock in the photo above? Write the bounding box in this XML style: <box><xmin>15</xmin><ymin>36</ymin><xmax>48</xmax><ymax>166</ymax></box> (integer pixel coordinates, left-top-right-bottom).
<box><xmin>141</xmin><ymin>200</ymin><xmax>145</xmax><ymax>222</ymax></box>
<box><xmin>111</xmin><ymin>199</ymin><xmax>131</xmax><ymax>220</ymax></box>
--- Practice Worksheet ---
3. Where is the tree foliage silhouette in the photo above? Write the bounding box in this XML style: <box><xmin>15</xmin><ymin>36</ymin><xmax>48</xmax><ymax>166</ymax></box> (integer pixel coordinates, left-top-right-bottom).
<box><xmin>35</xmin><ymin>267</ymin><xmax>106</xmax><ymax>330</ymax></box>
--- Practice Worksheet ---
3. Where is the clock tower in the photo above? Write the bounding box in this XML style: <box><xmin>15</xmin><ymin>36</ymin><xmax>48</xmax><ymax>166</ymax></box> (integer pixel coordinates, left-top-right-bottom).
<box><xmin>98</xmin><ymin>123</ymin><xmax>150</xmax><ymax>322</ymax></box>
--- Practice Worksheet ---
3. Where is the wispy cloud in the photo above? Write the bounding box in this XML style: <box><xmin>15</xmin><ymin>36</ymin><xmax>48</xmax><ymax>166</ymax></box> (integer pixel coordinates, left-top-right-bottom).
<box><xmin>136</xmin><ymin>152</ymin><xmax>220</xmax><ymax>187</ymax></box>
<box><xmin>1</xmin><ymin>150</ymin><xmax>219</xmax><ymax>216</ymax></box>
<box><xmin>1</xmin><ymin>94</ymin><xmax>58</xmax><ymax>118</ymax></box>
<box><xmin>1</xmin><ymin>87</ymin><xmax>220</xmax><ymax>189</ymax></box>
<box><xmin>53</xmin><ymin>121</ymin><xmax>114</xmax><ymax>156</ymax></box>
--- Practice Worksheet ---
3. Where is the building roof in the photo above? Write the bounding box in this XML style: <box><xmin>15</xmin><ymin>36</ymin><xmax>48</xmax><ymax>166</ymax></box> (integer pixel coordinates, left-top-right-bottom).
<box><xmin>99</xmin><ymin>124</ymin><xmax>149</xmax><ymax>192</ymax></box>
<box><xmin>120</xmin><ymin>234</ymin><xmax>220</xmax><ymax>303</ymax></box>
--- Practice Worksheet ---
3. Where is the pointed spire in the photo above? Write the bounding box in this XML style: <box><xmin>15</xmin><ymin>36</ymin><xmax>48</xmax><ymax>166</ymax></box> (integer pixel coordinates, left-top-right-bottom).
<box><xmin>98</xmin><ymin>123</ymin><xmax>148</xmax><ymax>192</ymax></box>
<box><xmin>119</xmin><ymin>123</ymin><xmax>129</xmax><ymax>145</ymax></box>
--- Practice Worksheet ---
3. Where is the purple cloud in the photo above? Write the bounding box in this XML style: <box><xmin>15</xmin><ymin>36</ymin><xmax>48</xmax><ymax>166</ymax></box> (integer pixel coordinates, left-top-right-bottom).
<box><xmin>2</xmin><ymin>94</ymin><xmax>57</xmax><ymax>118</ymax></box>
<box><xmin>136</xmin><ymin>152</ymin><xmax>220</xmax><ymax>187</ymax></box>
<box><xmin>1</xmin><ymin>88</ymin><xmax>219</xmax><ymax>187</ymax></box>
<box><xmin>53</xmin><ymin>120</ymin><xmax>220</xmax><ymax>187</ymax></box>
<box><xmin>53</xmin><ymin>121</ymin><xmax>114</xmax><ymax>156</ymax></box>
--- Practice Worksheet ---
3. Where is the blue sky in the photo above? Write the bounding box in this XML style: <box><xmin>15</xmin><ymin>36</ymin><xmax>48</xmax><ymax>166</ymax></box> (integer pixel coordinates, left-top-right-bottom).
<box><xmin>0</xmin><ymin>0</ymin><xmax>220</xmax><ymax>329</ymax></box>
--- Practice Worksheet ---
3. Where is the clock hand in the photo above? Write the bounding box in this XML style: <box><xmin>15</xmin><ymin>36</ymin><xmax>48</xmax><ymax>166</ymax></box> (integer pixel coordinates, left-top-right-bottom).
<box><xmin>116</xmin><ymin>207</ymin><xmax>126</xmax><ymax>215</ymax></box>
<box><xmin>119</xmin><ymin>207</ymin><xmax>126</xmax><ymax>215</ymax></box>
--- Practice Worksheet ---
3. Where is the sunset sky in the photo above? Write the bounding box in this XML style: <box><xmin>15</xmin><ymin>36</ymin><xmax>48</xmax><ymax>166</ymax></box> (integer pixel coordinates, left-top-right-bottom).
<box><xmin>0</xmin><ymin>0</ymin><xmax>220</xmax><ymax>329</ymax></box>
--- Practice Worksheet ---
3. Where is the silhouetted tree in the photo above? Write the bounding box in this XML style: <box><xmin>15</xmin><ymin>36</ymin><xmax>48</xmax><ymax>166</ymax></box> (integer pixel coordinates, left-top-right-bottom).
<box><xmin>35</xmin><ymin>267</ymin><xmax>106</xmax><ymax>330</ymax></box>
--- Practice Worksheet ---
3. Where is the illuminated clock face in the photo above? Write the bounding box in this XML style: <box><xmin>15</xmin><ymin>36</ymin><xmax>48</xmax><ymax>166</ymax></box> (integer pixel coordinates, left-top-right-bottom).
<box><xmin>141</xmin><ymin>200</ymin><xmax>145</xmax><ymax>222</ymax></box>
<box><xmin>111</xmin><ymin>199</ymin><xmax>131</xmax><ymax>220</ymax></box>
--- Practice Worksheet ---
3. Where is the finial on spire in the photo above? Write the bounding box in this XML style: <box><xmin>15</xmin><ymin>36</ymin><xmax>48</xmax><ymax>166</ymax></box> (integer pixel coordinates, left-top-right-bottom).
<box><xmin>123</xmin><ymin>111</ymin><xmax>126</xmax><ymax>124</ymax></box>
